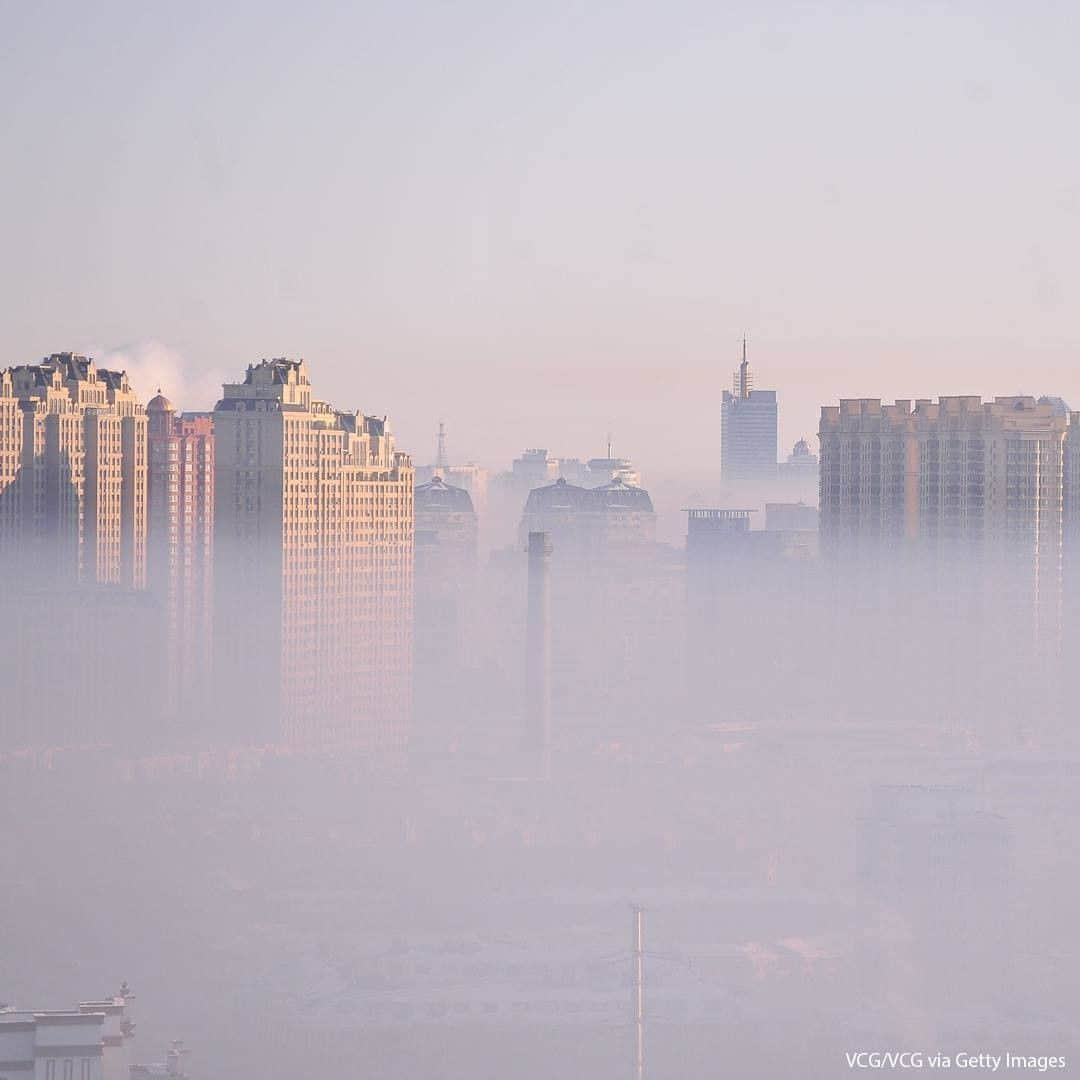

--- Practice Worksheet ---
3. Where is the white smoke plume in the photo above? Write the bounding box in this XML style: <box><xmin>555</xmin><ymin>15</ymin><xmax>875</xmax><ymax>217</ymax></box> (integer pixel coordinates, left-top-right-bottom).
<box><xmin>94</xmin><ymin>339</ymin><xmax>226</xmax><ymax>412</ymax></box>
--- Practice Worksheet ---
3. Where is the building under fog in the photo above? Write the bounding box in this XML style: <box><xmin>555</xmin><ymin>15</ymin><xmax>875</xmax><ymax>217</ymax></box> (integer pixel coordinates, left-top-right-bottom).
<box><xmin>413</xmin><ymin>421</ymin><xmax>489</xmax><ymax>513</ymax></box>
<box><xmin>0</xmin><ymin>993</ymin><xmax>135</xmax><ymax>1080</ymax></box>
<box><xmin>0</xmin><ymin>355</ymin><xmax>159</xmax><ymax>750</ymax></box>
<box><xmin>0</xmin><ymin>353</ymin><xmax>147</xmax><ymax>587</ymax></box>
<box><xmin>721</xmin><ymin>340</ymin><xmax>778</xmax><ymax>484</ymax></box>
<box><xmin>513</xmin><ymin>476</ymin><xmax>680</xmax><ymax>736</ymax></box>
<box><xmin>518</xmin><ymin>477</ymin><xmax>656</xmax><ymax>561</ymax></box>
<box><xmin>684</xmin><ymin>507</ymin><xmax>820</xmax><ymax>724</ymax></box>
<box><xmin>777</xmin><ymin>437</ymin><xmax>819</xmax><ymax>502</ymax></box>
<box><xmin>146</xmin><ymin>394</ymin><xmax>214</xmax><ymax>720</ymax></box>
<box><xmin>819</xmin><ymin>396</ymin><xmax>1069</xmax><ymax>630</ymax></box>
<box><xmin>857</xmin><ymin>785</ymin><xmax>1012</xmax><ymax>1013</ymax></box>
<box><xmin>213</xmin><ymin>358</ymin><xmax>413</xmax><ymax>751</ymax></box>
<box><xmin>415</xmin><ymin>475</ymin><xmax>478</xmax><ymax>572</ymax></box>
<box><xmin>413</xmin><ymin>475</ymin><xmax>479</xmax><ymax>752</ymax></box>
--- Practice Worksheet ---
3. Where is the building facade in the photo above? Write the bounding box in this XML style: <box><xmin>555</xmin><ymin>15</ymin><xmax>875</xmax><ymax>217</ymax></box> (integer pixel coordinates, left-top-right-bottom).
<box><xmin>0</xmin><ymin>994</ymin><xmax>134</xmax><ymax>1080</ymax></box>
<box><xmin>0</xmin><ymin>353</ymin><xmax>147</xmax><ymax>588</ymax></box>
<box><xmin>721</xmin><ymin>342</ymin><xmax>778</xmax><ymax>484</ymax></box>
<box><xmin>213</xmin><ymin>358</ymin><xmax>413</xmax><ymax>751</ymax></box>
<box><xmin>146</xmin><ymin>395</ymin><xmax>215</xmax><ymax>720</ymax></box>
<box><xmin>819</xmin><ymin>396</ymin><xmax>1067</xmax><ymax>606</ymax></box>
<box><xmin>519</xmin><ymin>477</ymin><xmax>657</xmax><ymax>560</ymax></box>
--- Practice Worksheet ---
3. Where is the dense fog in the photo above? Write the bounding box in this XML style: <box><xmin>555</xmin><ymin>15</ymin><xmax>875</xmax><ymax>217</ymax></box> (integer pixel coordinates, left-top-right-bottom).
<box><xmin>2</xmin><ymin>478</ymin><xmax>1078</xmax><ymax>1080</ymax></box>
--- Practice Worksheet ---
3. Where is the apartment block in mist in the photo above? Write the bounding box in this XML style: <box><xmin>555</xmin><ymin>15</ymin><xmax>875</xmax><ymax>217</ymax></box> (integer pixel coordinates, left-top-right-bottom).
<box><xmin>146</xmin><ymin>393</ymin><xmax>214</xmax><ymax>718</ymax></box>
<box><xmin>818</xmin><ymin>396</ymin><xmax>1068</xmax><ymax>620</ymax></box>
<box><xmin>0</xmin><ymin>353</ymin><xmax>147</xmax><ymax>586</ymax></box>
<box><xmin>213</xmin><ymin>358</ymin><xmax>413</xmax><ymax>751</ymax></box>
<box><xmin>720</xmin><ymin>341</ymin><xmax>778</xmax><ymax>484</ymax></box>
<box><xmin>0</xmin><ymin>355</ymin><xmax>158</xmax><ymax>749</ymax></box>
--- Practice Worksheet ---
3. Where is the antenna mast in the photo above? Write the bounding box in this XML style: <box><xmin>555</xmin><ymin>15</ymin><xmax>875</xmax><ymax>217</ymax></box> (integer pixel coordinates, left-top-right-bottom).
<box><xmin>435</xmin><ymin>419</ymin><xmax>448</xmax><ymax>471</ymax></box>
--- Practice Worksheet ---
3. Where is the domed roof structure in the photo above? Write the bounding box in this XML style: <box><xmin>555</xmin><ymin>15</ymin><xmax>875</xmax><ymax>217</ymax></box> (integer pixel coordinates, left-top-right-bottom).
<box><xmin>147</xmin><ymin>388</ymin><xmax>175</xmax><ymax>412</ymax></box>
<box><xmin>523</xmin><ymin>476</ymin><xmax>593</xmax><ymax>513</ymax></box>
<box><xmin>592</xmin><ymin>477</ymin><xmax>655</xmax><ymax>513</ymax></box>
<box><xmin>415</xmin><ymin>474</ymin><xmax>475</xmax><ymax>514</ymax></box>
<box><xmin>1038</xmin><ymin>395</ymin><xmax>1071</xmax><ymax>417</ymax></box>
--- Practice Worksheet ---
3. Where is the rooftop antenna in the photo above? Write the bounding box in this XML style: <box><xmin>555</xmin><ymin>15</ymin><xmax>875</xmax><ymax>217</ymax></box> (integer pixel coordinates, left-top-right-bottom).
<box><xmin>632</xmin><ymin>906</ymin><xmax>645</xmax><ymax>1080</ymax></box>
<box><xmin>435</xmin><ymin>419</ymin><xmax>448</xmax><ymax>470</ymax></box>
<box><xmin>738</xmin><ymin>334</ymin><xmax>751</xmax><ymax>399</ymax></box>
<box><xmin>607</xmin><ymin>431</ymin><xmax>613</xmax><ymax>459</ymax></box>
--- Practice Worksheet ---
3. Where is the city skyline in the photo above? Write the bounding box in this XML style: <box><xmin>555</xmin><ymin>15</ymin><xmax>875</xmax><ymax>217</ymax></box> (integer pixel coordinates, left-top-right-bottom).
<box><xmin>4</xmin><ymin>5</ymin><xmax>1080</xmax><ymax>474</ymax></box>
<box><xmin>4</xmin><ymin>6</ymin><xmax>1080</xmax><ymax>1076</ymax></box>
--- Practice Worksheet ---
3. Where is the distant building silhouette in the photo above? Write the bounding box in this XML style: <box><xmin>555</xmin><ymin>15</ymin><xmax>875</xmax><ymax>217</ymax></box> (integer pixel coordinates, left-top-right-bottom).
<box><xmin>721</xmin><ymin>339</ymin><xmax>778</xmax><ymax>484</ymax></box>
<box><xmin>519</xmin><ymin>477</ymin><xmax>656</xmax><ymax>561</ymax></box>
<box><xmin>777</xmin><ymin>437</ymin><xmax>818</xmax><ymax>502</ymax></box>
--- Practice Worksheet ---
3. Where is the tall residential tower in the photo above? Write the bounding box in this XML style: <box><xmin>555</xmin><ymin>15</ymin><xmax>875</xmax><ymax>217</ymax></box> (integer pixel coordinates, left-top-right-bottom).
<box><xmin>0</xmin><ymin>353</ymin><xmax>147</xmax><ymax>586</ymax></box>
<box><xmin>213</xmin><ymin>358</ymin><xmax>413</xmax><ymax>751</ymax></box>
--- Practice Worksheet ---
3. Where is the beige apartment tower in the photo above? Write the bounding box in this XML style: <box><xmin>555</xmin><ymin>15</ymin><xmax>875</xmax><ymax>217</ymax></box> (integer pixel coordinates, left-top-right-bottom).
<box><xmin>213</xmin><ymin>358</ymin><xmax>413</xmax><ymax>751</ymax></box>
<box><xmin>0</xmin><ymin>352</ymin><xmax>147</xmax><ymax>587</ymax></box>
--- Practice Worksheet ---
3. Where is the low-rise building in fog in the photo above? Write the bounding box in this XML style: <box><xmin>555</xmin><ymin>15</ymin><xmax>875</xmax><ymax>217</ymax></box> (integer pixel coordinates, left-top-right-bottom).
<box><xmin>0</xmin><ymin>993</ymin><xmax>134</xmax><ymax>1080</ymax></box>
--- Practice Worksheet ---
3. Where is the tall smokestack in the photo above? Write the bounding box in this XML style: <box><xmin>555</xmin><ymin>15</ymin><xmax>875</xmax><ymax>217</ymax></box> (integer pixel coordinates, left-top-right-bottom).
<box><xmin>525</xmin><ymin>531</ymin><xmax>552</xmax><ymax>758</ymax></box>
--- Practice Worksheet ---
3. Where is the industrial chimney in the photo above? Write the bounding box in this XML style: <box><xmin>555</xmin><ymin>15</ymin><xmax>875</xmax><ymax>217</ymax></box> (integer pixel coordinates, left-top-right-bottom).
<box><xmin>525</xmin><ymin>530</ymin><xmax>553</xmax><ymax>759</ymax></box>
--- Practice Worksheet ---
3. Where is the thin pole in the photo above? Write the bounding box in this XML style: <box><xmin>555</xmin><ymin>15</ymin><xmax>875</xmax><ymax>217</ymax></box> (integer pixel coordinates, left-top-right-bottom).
<box><xmin>633</xmin><ymin>906</ymin><xmax>645</xmax><ymax>1080</ymax></box>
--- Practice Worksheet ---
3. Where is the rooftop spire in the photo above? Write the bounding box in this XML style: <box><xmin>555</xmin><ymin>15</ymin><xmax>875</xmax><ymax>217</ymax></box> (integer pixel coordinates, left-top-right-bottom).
<box><xmin>738</xmin><ymin>335</ymin><xmax>751</xmax><ymax>399</ymax></box>
<box><xmin>435</xmin><ymin>419</ymin><xmax>448</xmax><ymax>470</ymax></box>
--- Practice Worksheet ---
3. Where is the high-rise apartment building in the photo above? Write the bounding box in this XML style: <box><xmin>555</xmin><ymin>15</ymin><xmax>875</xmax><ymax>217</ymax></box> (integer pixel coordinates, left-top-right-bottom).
<box><xmin>721</xmin><ymin>340</ymin><xmax>778</xmax><ymax>484</ymax></box>
<box><xmin>0</xmin><ymin>352</ymin><xmax>147</xmax><ymax>587</ymax></box>
<box><xmin>213</xmin><ymin>358</ymin><xmax>413</xmax><ymax>751</ymax></box>
<box><xmin>147</xmin><ymin>394</ymin><xmax>215</xmax><ymax>719</ymax></box>
<box><xmin>819</xmin><ymin>396</ymin><xmax>1069</xmax><ymax>634</ymax></box>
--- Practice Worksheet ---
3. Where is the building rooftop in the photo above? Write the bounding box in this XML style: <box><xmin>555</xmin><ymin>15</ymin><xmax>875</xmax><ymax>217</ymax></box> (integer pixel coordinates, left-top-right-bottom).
<box><xmin>415</xmin><ymin>475</ymin><xmax>475</xmax><ymax>514</ymax></box>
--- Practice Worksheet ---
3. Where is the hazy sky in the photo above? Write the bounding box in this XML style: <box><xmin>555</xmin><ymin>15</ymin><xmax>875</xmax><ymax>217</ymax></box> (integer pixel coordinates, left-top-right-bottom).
<box><xmin>3</xmin><ymin>2</ymin><xmax>1079</xmax><ymax>474</ymax></box>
